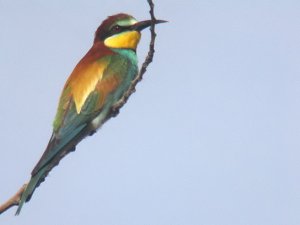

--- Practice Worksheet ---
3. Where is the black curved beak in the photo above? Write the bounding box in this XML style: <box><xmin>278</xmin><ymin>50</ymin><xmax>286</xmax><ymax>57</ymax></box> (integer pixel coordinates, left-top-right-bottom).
<box><xmin>131</xmin><ymin>19</ymin><xmax>168</xmax><ymax>31</ymax></box>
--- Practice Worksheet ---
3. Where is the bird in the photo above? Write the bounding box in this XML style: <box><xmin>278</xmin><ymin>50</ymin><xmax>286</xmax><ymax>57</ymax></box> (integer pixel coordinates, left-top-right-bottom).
<box><xmin>15</xmin><ymin>13</ymin><xmax>166</xmax><ymax>215</ymax></box>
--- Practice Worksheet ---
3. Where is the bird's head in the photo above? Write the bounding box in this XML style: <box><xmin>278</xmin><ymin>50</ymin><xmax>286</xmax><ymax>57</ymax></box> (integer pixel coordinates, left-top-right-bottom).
<box><xmin>94</xmin><ymin>13</ymin><xmax>166</xmax><ymax>50</ymax></box>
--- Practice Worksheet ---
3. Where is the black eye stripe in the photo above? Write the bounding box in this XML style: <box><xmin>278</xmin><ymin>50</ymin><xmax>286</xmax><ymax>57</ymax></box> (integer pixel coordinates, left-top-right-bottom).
<box><xmin>111</xmin><ymin>25</ymin><xmax>129</xmax><ymax>34</ymax></box>
<box><xmin>101</xmin><ymin>24</ymin><xmax>132</xmax><ymax>41</ymax></box>
<box><xmin>113</xmin><ymin>25</ymin><xmax>121</xmax><ymax>31</ymax></box>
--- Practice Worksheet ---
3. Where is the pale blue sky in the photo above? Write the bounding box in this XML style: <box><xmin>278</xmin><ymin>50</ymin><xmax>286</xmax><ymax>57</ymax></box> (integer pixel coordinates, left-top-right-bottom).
<box><xmin>0</xmin><ymin>1</ymin><xmax>299</xmax><ymax>225</ymax></box>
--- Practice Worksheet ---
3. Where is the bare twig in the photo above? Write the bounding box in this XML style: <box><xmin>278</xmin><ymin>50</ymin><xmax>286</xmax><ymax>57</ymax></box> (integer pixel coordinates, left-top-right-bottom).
<box><xmin>0</xmin><ymin>0</ymin><xmax>160</xmax><ymax>215</ymax></box>
<box><xmin>110</xmin><ymin>0</ymin><xmax>159</xmax><ymax>117</ymax></box>
<box><xmin>0</xmin><ymin>184</ymin><xmax>27</xmax><ymax>215</ymax></box>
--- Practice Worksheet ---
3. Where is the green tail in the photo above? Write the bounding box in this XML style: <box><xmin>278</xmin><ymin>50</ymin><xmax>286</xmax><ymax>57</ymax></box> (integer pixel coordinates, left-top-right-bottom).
<box><xmin>15</xmin><ymin>167</ymin><xmax>47</xmax><ymax>215</ymax></box>
<box><xmin>15</xmin><ymin>124</ymin><xmax>92</xmax><ymax>215</ymax></box>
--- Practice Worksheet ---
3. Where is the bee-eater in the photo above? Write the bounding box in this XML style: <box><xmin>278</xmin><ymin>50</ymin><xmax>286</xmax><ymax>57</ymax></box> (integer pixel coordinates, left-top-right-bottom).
<box><xmin>15</xmin><ymin>13</ymin><xmax>165</xmax><ymax>214</ymax></box>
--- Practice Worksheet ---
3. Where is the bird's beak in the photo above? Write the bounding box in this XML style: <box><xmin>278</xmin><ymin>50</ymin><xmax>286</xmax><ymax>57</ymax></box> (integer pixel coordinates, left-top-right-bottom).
<box><xmin>132</xmin><ymin>19</ymin><xmax>167</xmax><ymax>31</ymax></box>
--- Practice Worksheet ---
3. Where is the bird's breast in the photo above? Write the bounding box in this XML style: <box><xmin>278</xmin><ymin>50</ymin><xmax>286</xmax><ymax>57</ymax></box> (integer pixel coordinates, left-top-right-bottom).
<box><xmin>91</xmin><ymin>50</ymin><xmax>138</xmax><ymax>129</ymax></box>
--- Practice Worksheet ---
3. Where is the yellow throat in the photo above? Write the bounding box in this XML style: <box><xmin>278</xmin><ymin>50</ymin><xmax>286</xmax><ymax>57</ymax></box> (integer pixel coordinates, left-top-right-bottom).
<box><xmin>104</xmin><ymin>31</ymin><xmax>141</xmax><ymax>50</ymax></box>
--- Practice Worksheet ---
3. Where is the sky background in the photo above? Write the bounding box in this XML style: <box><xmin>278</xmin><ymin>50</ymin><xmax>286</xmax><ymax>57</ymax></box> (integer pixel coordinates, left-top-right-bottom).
<box><xmin>0</xmin><ymin>0</ymin><xmax>299</xmax><ymax>225</ymax></box>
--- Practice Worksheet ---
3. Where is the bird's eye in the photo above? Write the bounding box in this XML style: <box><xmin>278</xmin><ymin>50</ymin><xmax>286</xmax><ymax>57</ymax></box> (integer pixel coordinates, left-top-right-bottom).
<box><xmin>112</xmin><ymin>25</ymin><xmax>121</xmax><ymax>32</ymax></box>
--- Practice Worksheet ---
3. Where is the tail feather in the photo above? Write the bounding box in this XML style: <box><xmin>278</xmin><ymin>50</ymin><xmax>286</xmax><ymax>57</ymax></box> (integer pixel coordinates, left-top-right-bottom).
<box><xmin>32</xmin><ymin>124</ymin><xmax>86</xmax><ymax>177</ymax></box>
<box><xmin>15</xmin><ymin>123</ymin><xmax>94</xmax><ymax>215</ymax></box>
<box><xmin>15</xmin><ymin>167</ymin><xmax>47</xmax><ymax>215</ymax></box>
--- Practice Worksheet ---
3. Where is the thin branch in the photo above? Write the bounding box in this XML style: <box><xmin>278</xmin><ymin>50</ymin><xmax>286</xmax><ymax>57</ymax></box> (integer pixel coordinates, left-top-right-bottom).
<box><xmin>109</xmin><ymin>0</ymin><xmax>159</xmax><ymax>117</ymax></box>
<box><xmin>0</xmin><ymin>184</ymin><xmax>27</xmax><ymax>215</ymax></box>
<box><xmin>0</xmin><ymin>0</ymin><xmax>160</xmax><ymax>215</ymax></box>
